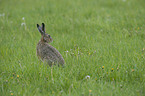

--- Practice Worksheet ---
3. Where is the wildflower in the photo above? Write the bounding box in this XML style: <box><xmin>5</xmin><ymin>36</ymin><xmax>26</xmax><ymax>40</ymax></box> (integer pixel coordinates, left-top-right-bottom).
<box><xmin>112</xmin><ymin>78</ymin><xmax>114</xmax><ymax>81</ymax></box>
<box><xmin>143</xmin><ymin>48</ymin><xmax>144</xmax><ymax>51</ymax></box>
<box><xmin>117</xmin><ymin>68</ymin><xmax>119</xmax><ymax>71</ymax></box>
<box><xmin>85</xmin><ymin>75</ymin><xmax>90</xmax><ymax>79</ymax></box>
<box><xmin>10</xmin><ymin>21</ymin><xmax>13</xmax><ymax>23</ymax></box>
<box><xmin>111</xmin><ymin>68</ymin><xmax>114</xmax><ymax>71</ymax></box>
<box><xmin>22</xmin><ymin>17</ymin><xmax>25</xmax><ymax>20</ymax></box>
<box><xmin>89</xmin><ymin>90</ymin><xmax>93</xmax><ymax>96</ymax></box>
<box><xmin>17</xmin><ymin>75</ymin><xmax>19</xmax><ymax>78</ymax></box>
<box><xmin>21</xmin><ymin>23</ymin><xmax>26</xmax><ymax>26</ymax></box>
<box><xmin>11</xmin><ymin>93</ymin><xmax>13</xmax><ymax>95</ymax></box>
<box><xmin>120</xmin><ymin>84</ymin><xmax>123</xmax><ymax>88</ymax></box>
<box><xmin>78</xmin><ymin>51</ymin><xmax>80</xmax><ymax>54</ymax></box>
<box><xmin>89</xmin><ymin>90</ymin><xmax>92</xmax><ymax>93</ymax></box>
<box><xmin>52</xmin><ymin>91</ymin><xmax>54</xmax><ymax>94</ymax></box>
<box><xmin>95</xmin><ymin>78</ymin><xmax>97</xmax><ymax>81</ymax></box>
<box><xmin>102</xmin><ymin>66</ymin><xmax>104</xmax><ymax>69</ymax></box>
<box><xmin>138</xmin><ymin>27</ymin><xmax>139</xmax><ymax>30</ymax></box>
<box><xmin>89</xmin><ymin>53</ymin><xmax>91</xmax><ymax>55</ymax></box>
<box><xmin>11</xmin><ymin>77</ymin><xmax>13</xmax><ymax>79</ymax></box>
<box><xmin>60</xmin><ymin>90</ymin><xmax>63</xmax><ymax>93</ymax></box>
<box><xmin>132</xmin><ymin>69</ymin><xmax>134</xmax><ymax>72</ymax></box>
<box><xmin>65</xmin><ymin>50</ymin><xmax>69</xmax><ymax>53</ymax></box>
<box><xmin>0</xmin><ymin>13</ymin><xmax>5</xmax><ymax>17</ymax></box>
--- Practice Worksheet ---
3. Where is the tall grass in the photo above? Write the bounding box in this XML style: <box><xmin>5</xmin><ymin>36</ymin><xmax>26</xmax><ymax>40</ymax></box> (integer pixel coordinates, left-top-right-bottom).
<box><xmin>0</xmin><ymin>0</ymin><xmax>145</xmax><ymax>95</ymax></box>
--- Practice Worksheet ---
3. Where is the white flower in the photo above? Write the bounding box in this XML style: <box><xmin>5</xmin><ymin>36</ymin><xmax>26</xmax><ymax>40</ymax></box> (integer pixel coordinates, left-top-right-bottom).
<box><xmin>78</xmin><ymin>51</ymin><xmax>79</xmax><ymax>54</ymax></box>
<box><xmin>22</xmin><ymin>17</ymin><xmax>25</xmax><ymax>20</ymax></box>
<box><xmin>85</xmin><ymin>75</ymin><xmax>90</xmax><ymax>79</ymax></box>
<box><xmin>21</xmin><ymin>23</ymin><xmax>26</xmax><ymax>26</ymax></box>
<box><xmin>60</xmin><ymin>90</ymin><xmax>63</xmax><ymax>93</ymax></box>
<box><xmin>65</xmin><ymin>51</ymin><xmax>69</xmax><ymax>53</ymax></box>
<box><xmin>0</xmin><ymin>13</ymin><xmax>5</xmax><ymax>17</ymax></box>
<box><xmin>122</xmin><ymin>0</ymin><xmax>126</xmax><ymax>2</ymax></box>
<box><xmin>10</xmin><ymin>21</ymin><xmax>13</xmax><ymax>23</ymax></box>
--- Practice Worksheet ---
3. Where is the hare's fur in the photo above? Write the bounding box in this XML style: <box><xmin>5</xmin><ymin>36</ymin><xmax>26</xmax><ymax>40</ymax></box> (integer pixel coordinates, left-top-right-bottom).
<box><xmin>36</xmin><ymin>23</ymin><xmax>65</xmax><ymax>66</ymax></box>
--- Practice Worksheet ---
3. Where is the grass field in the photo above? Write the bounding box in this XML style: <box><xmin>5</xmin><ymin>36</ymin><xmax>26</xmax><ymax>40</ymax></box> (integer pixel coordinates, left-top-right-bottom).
<box><xmin>0</xmin><ymin>0</ymin><xmax>145</xmax><ymax>95</ymax></box>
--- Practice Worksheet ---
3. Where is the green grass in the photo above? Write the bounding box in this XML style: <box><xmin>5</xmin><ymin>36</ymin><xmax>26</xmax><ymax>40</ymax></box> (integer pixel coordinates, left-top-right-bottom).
<box><xmin>0</xmin><ymin>0</ymin><xmax>145</xmax><ymax>95</ymax></box>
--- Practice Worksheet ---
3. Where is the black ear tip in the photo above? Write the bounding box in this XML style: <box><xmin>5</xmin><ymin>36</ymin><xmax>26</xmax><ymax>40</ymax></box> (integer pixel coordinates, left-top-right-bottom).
<box><xmin>42</xmin><ymin>23</ymin><xmax>45</xmax><ymax>25</ymax></box>
<box><xmin>37</xmin><ymin>24</ymin><xmax>39</xmax><ymax>27</ymax></box>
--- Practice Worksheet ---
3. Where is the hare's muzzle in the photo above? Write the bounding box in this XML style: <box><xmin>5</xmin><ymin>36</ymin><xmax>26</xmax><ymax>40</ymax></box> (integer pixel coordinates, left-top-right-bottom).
<box><xmin>49</xmin><ymin>37</ymin><xmax>53</xmax><ymax>43</ymax></box>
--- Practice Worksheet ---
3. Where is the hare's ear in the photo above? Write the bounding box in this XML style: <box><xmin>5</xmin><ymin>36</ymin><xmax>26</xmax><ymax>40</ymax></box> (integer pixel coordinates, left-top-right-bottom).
<box><xmin>41</xmin><ymin>23</ymin><xmax>45</xmax><ymax>33</ymax></box>
<box><xmin>37</xmin><ymin>24</ymin><xmax>44</xmax><ymax>35</ymax></box>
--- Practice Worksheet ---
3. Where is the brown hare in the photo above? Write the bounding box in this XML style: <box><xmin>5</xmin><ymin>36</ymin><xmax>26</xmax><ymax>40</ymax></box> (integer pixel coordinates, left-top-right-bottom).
<box><xmin>36</xmin><ymin>23</ymin><xmax>65</xmax><ymax>66</ymax></box>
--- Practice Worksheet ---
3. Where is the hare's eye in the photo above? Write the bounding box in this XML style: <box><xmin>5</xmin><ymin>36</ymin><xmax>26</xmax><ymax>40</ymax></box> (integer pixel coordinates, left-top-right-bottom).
<box><xmin>48</xmin><ymin>35</ymin><xmax>50</xmax><ymax>38</ymax></box>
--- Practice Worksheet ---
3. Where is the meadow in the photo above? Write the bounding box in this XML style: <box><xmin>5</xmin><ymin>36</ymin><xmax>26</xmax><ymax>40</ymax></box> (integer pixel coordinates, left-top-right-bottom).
<box><xmin>0</xmin><ymin>0</ymin><xmax>145</xmax><ymax>95</ymax></box>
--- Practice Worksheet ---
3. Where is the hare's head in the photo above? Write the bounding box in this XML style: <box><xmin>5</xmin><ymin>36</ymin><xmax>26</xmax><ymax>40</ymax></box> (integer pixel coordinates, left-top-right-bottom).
<box><xmin>37</xmin><ymin>23</ymin><xmax>53</xmax><ymax>43</ymax></box>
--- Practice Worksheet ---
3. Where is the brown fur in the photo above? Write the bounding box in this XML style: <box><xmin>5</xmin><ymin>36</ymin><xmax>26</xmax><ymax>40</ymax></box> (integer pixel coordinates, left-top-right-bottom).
<box><xmin>36</xmin><ymin>23</ymin><xmax>65</xmax><ymax>66</ymax></box>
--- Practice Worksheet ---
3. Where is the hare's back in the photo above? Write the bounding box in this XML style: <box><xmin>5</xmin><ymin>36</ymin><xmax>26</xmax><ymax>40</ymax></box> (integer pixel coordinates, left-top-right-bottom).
<box><xmin>37</xmin><ymin>43</ymin><xmax>65</xmax><ymax>64</ymax></box>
